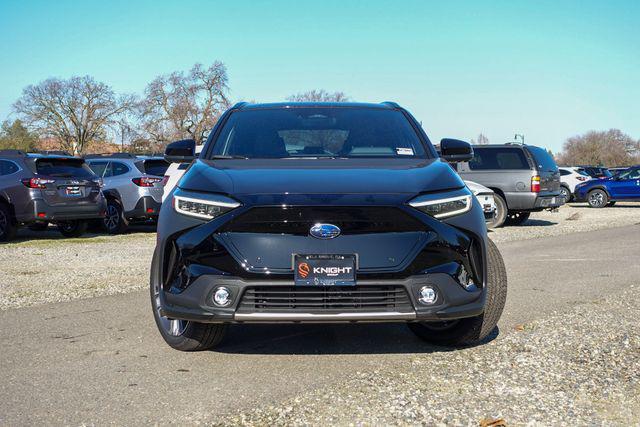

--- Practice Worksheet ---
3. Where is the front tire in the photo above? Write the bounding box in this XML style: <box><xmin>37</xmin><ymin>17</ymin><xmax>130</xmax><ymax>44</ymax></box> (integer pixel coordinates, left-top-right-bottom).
<box><xmin>408</xmin><ymin>238</ymin><xmax>507</xmax><ymax>347</ymax></box>
<box><xmin>587</xmin><ymin>189</ymin><xmax>608</xmax><ymax>208</ymax></box>
<box><xmin>150</xmin><ymin>250</ymin><xmax>227</xmax><ymax>351</ymax></box>
<box><xmin>57</xmin><ymin>220</ymin><xmax>88</xmax><ymax>238</ymax></box>
<box><xmin>0</xmin><ymin>203</ymin><xmax>17</xmax><ymax>242</ymax></box>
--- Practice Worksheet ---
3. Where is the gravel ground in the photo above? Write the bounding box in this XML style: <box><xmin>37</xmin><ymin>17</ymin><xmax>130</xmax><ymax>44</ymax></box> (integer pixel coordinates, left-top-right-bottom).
<box><xmin>218</xmin><ymin>286</ymin><xmax>640</xmax><ymax>426</ymax></box>
<box><xmin>0</xmin><ymin>203</ymin><xmax>637</xmax><ymax>310</ymax></box>
<box><xmin>489</xmin><ymin>202</ymin><xmax>640</xmax><ymax>243</ymax></box>
<box><xmin>0</xmin><ymin>226</ymin><xmax>155</xmax><ymax>310</ymax></box>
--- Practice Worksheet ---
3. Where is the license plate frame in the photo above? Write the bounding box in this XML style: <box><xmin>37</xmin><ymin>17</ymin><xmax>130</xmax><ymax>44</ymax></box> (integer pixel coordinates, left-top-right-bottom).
<box><xmin>293</xmin><ymin>254</ymin><xmax>357</xmax><ymax>286</ymax></box>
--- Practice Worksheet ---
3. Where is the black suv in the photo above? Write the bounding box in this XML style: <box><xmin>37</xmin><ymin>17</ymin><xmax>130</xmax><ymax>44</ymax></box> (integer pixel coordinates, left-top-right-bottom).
<box><xmin>0</xmin><ymin>150</ymin><xmax>106</xmax><ymax>241</ymax></box>
<box><xmin>151</xmin><ymin>102</ymin><xmax>507</xmax><ymax>351</ymax></box>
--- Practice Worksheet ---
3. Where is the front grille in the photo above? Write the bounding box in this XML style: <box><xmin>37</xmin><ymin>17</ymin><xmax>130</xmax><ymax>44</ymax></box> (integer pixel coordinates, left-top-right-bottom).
<box><xmin>219</xmin><ymin>206</ymin><xmax>425</xmax><ymax>235</ymax></box>
<box><xmin>238</xmin><ymin>285</ymin><xmax>413</xmax><ymax>313</ymax></box>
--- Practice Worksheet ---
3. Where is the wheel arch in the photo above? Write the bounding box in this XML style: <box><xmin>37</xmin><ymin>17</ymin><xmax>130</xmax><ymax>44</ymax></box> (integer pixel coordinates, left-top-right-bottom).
<box><xmin>487</xmin><ymin>187</ymin><xmax>508</xmax><ymax>208</ymax></box>
<box><xmin>587</xmin><ymin>185</ymin><xmax>611</xmax><ymax>198</ymax></box>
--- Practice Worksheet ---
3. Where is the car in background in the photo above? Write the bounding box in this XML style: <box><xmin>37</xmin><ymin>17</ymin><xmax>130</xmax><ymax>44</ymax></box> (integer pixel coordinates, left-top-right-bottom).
<box><xmin>0</xmin><ymin>150</ymin><xmax>105</xmax><ymax>241</ymax></box>
<box><xmin>86</xmin><ymin>154</ymin><xmax>168</xmax><ymax>233</ymax></box>
<box><xmin>574</xmin><ymin>165</ymin><xmax>640</xmax><ymax>208</ymax></box>
<box><xmin>559</xmin><ymin>167</ymin><xmax>591</xmax><ymax>202</ymax></box>
<box><xmin>465</xmin><ymin>180</ymin><xmax>497</xmax><ymax>227</ymax></box>
<box><xmin>161</xmin><ymin>142</ymin><xmax>203</xmax><ymax>202</ymax></box>
<box><xmin>579</xmin><ymin>166</ymin><xmax>612</xmax><ymax>179</ymax></box>
<box><xmin>454</xmin><ymin>144</ymin><xmax>563</xmax><ymax>227</ymax></box>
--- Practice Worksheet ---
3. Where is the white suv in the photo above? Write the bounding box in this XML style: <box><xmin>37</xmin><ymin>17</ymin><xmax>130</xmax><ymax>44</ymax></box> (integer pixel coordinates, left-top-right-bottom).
<box><xmin>559</xmin><ymin>167</ymin><xmax>591</xmax><ymax>202</ymax></box>
<box><xmin>162</xmin><ymin>144</ymin><xmax>203</xmax><ymax>202</ymax></box>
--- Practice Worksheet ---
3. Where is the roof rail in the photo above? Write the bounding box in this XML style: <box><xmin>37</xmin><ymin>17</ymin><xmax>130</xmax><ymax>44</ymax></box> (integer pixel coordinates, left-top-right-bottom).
<box><xmin>0</xmin><ymin>149</ymin><xmax>26</xmax><ymax>157</ymax></box>
<box><xmin>33</xmin><ymin>150</ymin><xmax>73</xmax><ymax>156</ymax></box>
<box><xmin>381</xmin><ymin>101</ymin><xmax>400</xmax><ymax>108</ymax></box>
<box><xmin>84</xmin><ymin>153</ymin><xmax>137</xmax><ymax>159</ymax></box>
<box><xmin>231</xmin><ymin>102</ymin><xmax>248</xmax><ymax>109</ymax></box>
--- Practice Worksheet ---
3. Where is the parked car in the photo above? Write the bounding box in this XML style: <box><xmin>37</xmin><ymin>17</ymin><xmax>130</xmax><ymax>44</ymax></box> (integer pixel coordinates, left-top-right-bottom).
<box><xmin>559</xmin><ymin>167</ymin><xmax>591</xmax><ymax>202</ymax></box>
<box><xmin>574</xmin><ymin>165</ymin><xmax>640</xmax><ymax>207</ymax></box>
<box><xmin>578</xmin><ymin>166</ymin><xmax>612</xmax><ymax>179</ymax></box>
<box><xmin>161</xmin><ymin>143</ymin><xmax>203</xmax><ymax>202</ymax></box>
<box><xmin>150</xmin><ymin>101</ymin><xmax>508</xmax><ymax>351</ymax></box>
<box><xmin>0</xmin><ymin>150</ymin><xmax>106</xmax><ymax>241</ymax></box>
<box><xmin>465</xmin><ymin>180</ymin><xmax>497</xmax><ymax>227</ymax></box>
<box><xmin>454</xmin><ymin>144</ymin><xmax>563</xmax><ymax>227</ymax></box>
<box><xmin>86</xmin><ymin>154</ymin><xmax>168</xmax><ymax>233</ymax></box>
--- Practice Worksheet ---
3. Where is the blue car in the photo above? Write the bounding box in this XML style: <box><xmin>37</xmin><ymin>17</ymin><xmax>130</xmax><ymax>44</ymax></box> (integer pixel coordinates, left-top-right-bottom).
<box><xmin>151</xmin><ymin>102</ymin><xmax>509</xmax><ymax>351</ymax></box>
<box><xmin>575</xmin><ymin>165</ymin><xmax>640</xmax><ymax>207</ymax></box>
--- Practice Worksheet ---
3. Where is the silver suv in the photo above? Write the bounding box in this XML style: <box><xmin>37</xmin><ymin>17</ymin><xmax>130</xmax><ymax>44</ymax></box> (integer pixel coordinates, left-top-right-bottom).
<box><xmin>455</xmin><ymin>144</ymin><xmax>562</xmax><ymax>227</ymax></box>
<box><xmin>86</xmin><ymin>154</ymin><xmax>168</xmax><ymax>233</ymax></box>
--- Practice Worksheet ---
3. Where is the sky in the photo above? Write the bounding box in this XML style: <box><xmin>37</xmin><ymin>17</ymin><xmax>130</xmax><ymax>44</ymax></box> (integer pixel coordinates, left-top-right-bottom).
<box><xmin>0</xmin><ymin>0</ymin><xmax>638</xmax><ymax>153</ymax></box>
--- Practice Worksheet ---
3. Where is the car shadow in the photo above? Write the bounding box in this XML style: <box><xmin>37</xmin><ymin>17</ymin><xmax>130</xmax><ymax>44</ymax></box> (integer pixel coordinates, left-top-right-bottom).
<box><xmin>518</xmin><ymin>219</ymin><xmax>557</xmax><ymax>227</ymax></box>
<box><xmin>213</xmin><ymin>323</ymin><xmax>500</xmax><ymax>355</ymax></box>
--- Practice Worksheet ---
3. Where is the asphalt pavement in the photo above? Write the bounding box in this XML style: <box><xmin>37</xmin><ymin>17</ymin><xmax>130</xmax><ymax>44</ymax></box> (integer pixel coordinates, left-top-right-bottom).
<box><xmin>1</xmin><ymin>225</ymin><xmax>638</xmax><ymax>425</ymax></box>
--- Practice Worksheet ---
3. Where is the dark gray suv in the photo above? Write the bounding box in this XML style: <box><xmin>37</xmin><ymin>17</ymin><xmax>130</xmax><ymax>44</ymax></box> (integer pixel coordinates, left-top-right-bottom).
<box><xmin>0</xmin><ymin>150</ymin><xmax>106</xmax><ymax>241</ymax></box>
<box><xmin>455</xmin><ymin>144</ymin><xmax>562</xmax><ymax>227</ymax></box>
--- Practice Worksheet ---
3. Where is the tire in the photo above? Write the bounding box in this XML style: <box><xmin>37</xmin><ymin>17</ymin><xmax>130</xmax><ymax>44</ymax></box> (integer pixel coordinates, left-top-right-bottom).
<box><xmin>150</xmin><ymin>249</ymin><xmax>227</xmax><ymax>351</ymax></box>
<box><xmin>103</xmin><ymin>199</ymin><xmax>129</xmax><ymax>234</ymax></box>
<box><xmin>28</xmin><ymin>222</ymin><xmax>49</xmax><ymax>231</ymax></box>
<box><xmin>505</xmin><ymin>211</ymin><xmax>530</xmax><ymax>226</ymax></box>
<box><xmin>587</xmin><ymin>189</ymin><xmax>608</xmax><ymax>208</ymax></box>
<box><xmin>408</xmin><ymin>238</ymin><xmax>507</xmax><ymax>347</ymax></box>
<box><xmin>487</xmin><ymin>193</ymin><xmax>507</xmax><ymax>228</ymax></box>
<box><xmin>607</xmin><ymin>201</ymin><xmax>616</xmax><ymax>207</ymax></box>
<box><xmin>559</xmin><ymin>185</ymin><xmax>572</xmax><ymax>202</ymax></box>
<box><xmin>57</xmin><ymin>220</ymin><xmax>88</xmax><ymax>238</ymax></box>
<box><xmin>0</xmin><ymin>203</ymin><xmax>17</xmax><ymax>242</ymax></box>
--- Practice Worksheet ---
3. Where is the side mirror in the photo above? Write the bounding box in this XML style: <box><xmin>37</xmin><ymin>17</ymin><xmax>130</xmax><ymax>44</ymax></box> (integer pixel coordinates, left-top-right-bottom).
<box><xmin>440</xmin><ymin>138</ymin><xmax>473</xmax><ymax>163</ymax></box>
<box><xmin>164</xmin><ymin>139</ymin><xmax>196</xmax><ymax>163</ymax></box>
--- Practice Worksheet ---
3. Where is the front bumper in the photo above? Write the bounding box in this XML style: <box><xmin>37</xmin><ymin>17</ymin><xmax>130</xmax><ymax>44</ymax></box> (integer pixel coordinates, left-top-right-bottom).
<box><xmin>159</xmin><ymin>274</ymin><xmax>485</xmax><ymax>323</ymax></box>
<box><xmin>15</xmin><ymin>197</ymin><xmax>106</xmax><ymax>223</ymax></box>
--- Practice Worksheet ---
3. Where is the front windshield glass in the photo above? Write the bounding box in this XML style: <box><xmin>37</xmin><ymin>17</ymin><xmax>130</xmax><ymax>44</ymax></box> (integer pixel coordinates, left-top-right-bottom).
<box><xmin>209</xmin><ymin>107</ymin><xmax>429</xmax><ymax>159</ymax></box>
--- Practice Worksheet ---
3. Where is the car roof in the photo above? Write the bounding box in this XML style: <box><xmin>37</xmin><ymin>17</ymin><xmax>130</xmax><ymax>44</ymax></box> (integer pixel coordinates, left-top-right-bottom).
<box><xmin>234</xmin><ymin>101</ymin><xmax>400</xmax><ymax>110</ymax></box>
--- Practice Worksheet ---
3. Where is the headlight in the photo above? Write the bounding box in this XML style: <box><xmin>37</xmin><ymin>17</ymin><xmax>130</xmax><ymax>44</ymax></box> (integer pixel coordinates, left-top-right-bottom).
<box><xmin>408</xmin><ymin>190</ymin><xmax>473</xmax><ymax>219</ymax></box>
<box><xmin>173</xmin><ymin>193</ymin><xmax>240</xmax><ymax>220</ymax></box>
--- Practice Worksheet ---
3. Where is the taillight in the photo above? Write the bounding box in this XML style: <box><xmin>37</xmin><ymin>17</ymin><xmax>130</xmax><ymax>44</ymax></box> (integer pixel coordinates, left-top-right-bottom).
<box><xmin>577</xmin><ymin>176</ymin><xmax>587</xmax><ymax>181</ymax></box>
<box><xmin>531</xmin><ymin>175</ymin><xmax>541</xmax><ymax>193</ymax></box>
<box><xmin>22</xmin><ymin>178</ymin><xmax>55</xmax><ymax>189</ymax></box>
<box><xmin>132</xmin><ymin>177</ymin><xmax>163</xmax><ymax>187</ymax></box>
<box><xmin>161</xmin><ymin>175</ymin><xmax>170</xmax><ymax>186</ymax></box>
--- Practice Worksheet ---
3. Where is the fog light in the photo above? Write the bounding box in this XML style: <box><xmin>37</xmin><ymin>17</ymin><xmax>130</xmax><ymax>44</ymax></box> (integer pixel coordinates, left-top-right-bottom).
<box><xmin>213</xmin><ymin>287</ymin><xmax>232</xmax><ymax>307</ymax></box>
<box><xmin>418</xmin><ymin>286</ymin><xmax>437</xmax><ymax>305</ymax></box>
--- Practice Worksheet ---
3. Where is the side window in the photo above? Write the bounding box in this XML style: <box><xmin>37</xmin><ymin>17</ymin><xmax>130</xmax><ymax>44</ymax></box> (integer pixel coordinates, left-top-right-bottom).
<box><xmin>110</xmin><ymin>162</ymin><xmax>130</xmax><ymax>177</ymax></box>
<box><xmin>0</xmin><ymin>160</ymin><xmax>20</xmax><ymax>176</ymax></box>
<box><xmin>88</xmin><ymin>161</ymin><xmax>109</xmax><ymax>177</ymax></box>
<box><xmin>622</xmin><ymin>168</ymin><xmax>640</xmax><ymax>180</ymax></box>
<box><xmin>559</xmin><ymin>169</ymin><xmax>571</xmax><ymax>176</ymax></box>
<box><xmin>469</xmin><ymin>148</ymin><xmax>529</xmax><ymax>170</ymax></box>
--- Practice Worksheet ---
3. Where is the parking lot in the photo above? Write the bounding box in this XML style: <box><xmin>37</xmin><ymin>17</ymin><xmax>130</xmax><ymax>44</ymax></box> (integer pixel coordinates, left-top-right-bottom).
<box><xmin>1</xmin><ymin>202</ymin><xmax>639</xmax><ymax>425</ymax></box>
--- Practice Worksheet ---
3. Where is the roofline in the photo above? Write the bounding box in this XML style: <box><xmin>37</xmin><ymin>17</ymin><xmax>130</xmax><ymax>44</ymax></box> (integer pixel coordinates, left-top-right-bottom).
<box><xmin>230</xmin><ymin>101</ymin><xmax>402</xmax><ymax>110</ymax></box>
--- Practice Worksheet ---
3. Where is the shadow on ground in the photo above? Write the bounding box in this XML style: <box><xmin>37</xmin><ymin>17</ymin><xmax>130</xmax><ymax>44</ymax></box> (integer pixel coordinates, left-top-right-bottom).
<box><xmin>212</xmin><ymin>323</ymin><xmax>500</xmax><ymax>355</ymax></box>
<box><xmin>6</xmin><ymin>222</ymin><xmax>156</xmax><ymax>244</ymax></box>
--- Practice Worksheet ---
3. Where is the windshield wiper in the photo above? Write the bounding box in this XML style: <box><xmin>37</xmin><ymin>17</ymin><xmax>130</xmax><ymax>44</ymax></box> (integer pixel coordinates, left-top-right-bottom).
<box><xmin>210</xmin><ymin>155</ymin><xmax>249</xmax><ymax>160</ymax></box>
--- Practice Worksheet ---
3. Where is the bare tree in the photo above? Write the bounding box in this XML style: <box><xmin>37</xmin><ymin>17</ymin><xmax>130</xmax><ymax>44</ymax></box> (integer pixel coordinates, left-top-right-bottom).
<box><xmin>13</xmin><ymin>76</ymin><xmax>134</xmax><ymax>155</ymax></box>
<box><xmin>470</xmin><ymin>133</ymin><xmax>489</xmax><ymax>145</ymax></box>
<box><xmin>138</xmin><ymin>62</ymin><xmax>230</xmax><ymax>146</ymax></box>
<box><xmin>556</xmin><ymin>129</ymin><xmax>640</xmax><ymax>167</ymax></box>
<box><xmin>286</xmin><ymin>90</ymin><xmax>350</xmax><ymax>102</ymax></box>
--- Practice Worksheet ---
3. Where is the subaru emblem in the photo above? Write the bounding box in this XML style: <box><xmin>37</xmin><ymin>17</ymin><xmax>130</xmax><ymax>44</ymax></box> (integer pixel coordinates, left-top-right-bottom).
<box><xmin>310</xmin><ymin>223</ymin><xmax>341</xmax><ymax>239</ymax></box>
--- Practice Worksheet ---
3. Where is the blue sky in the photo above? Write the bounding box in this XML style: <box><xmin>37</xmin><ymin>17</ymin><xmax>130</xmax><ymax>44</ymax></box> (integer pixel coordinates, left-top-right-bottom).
<box><xmin>1</xmin><ymin>0</ymin><xmax>638</xmax><ymax>152</ymax></box>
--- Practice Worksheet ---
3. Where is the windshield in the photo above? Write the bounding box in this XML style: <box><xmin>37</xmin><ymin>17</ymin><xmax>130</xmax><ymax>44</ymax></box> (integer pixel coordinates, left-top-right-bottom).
<box><xmin>35</xmin><ymin>158</ymin><xmax>96</xmax><ymax>178</ymax></box>
<box><xmin>209</xmin><ymin>107</ymin><xmax>429</xmax><ymax>159</ymax></box>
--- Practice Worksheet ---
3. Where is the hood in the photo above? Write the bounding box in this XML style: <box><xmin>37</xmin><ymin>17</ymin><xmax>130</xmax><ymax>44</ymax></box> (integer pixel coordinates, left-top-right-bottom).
<box><xmin>464</xmin><ymin>180</ymin><xmax>493</xmax><ymax>196</ymax></box>
<box><xmin>179</xmin><ymin>158</ymin><xmax>464</xmax><ymax>196</ymax></box>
